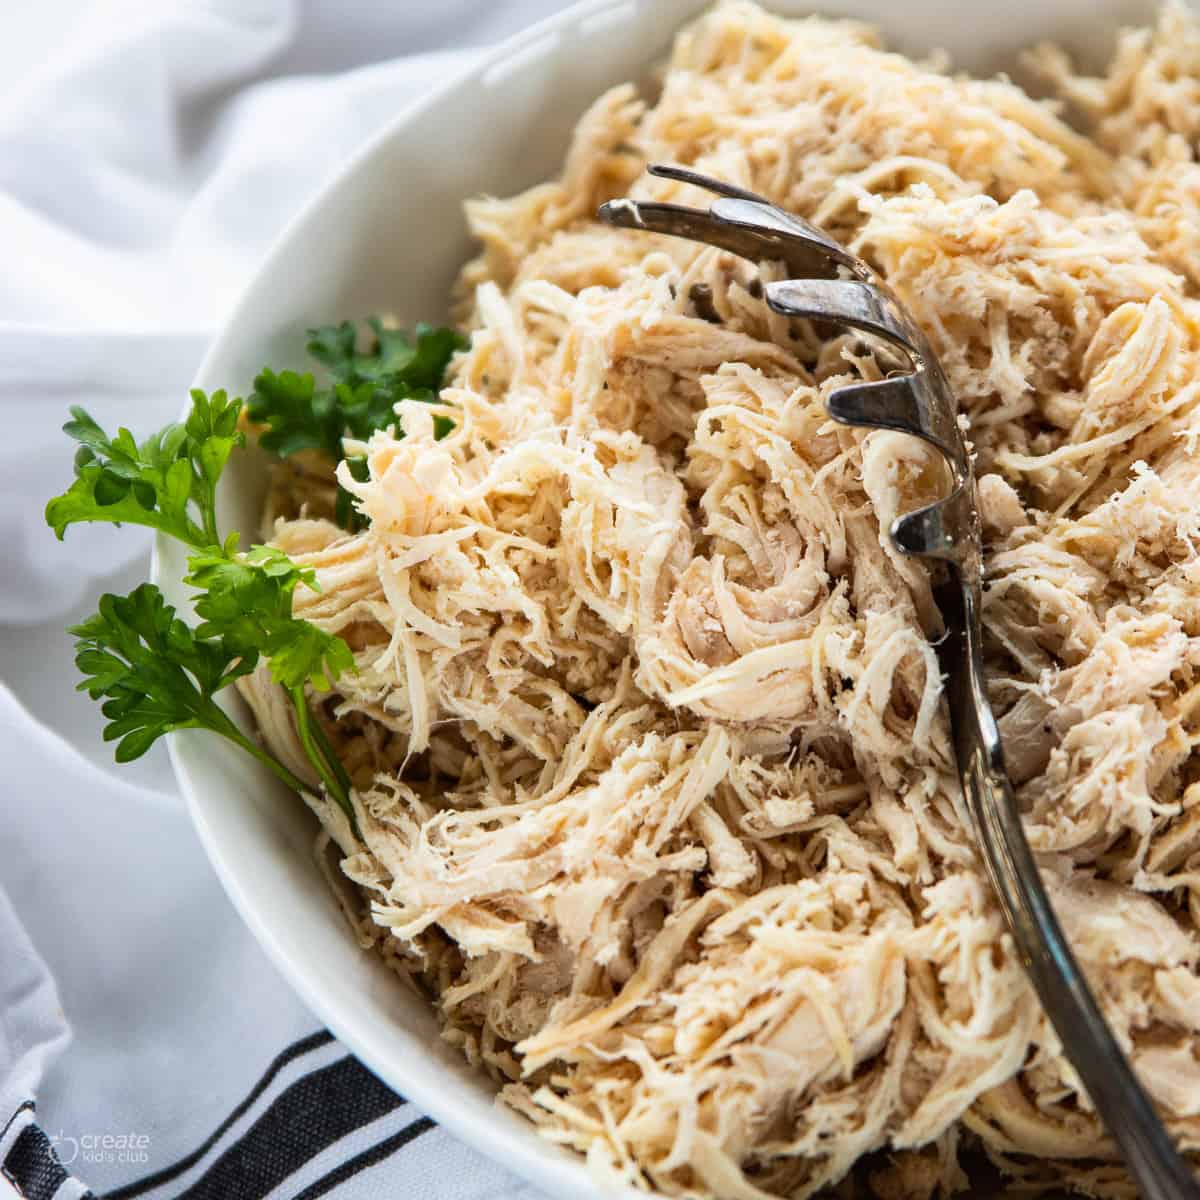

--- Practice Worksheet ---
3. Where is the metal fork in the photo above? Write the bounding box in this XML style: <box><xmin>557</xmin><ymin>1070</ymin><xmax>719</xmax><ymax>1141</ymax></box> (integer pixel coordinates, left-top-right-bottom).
<box><xmin>600</xmin><ymin>164</ymin><xmax>1200</xmax><ymax>1200</ymax></box>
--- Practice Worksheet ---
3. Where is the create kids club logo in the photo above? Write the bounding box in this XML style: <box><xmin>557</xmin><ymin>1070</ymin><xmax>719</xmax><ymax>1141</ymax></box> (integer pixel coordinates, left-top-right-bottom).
<box><xmin>49</xmin><ymin>1129</ymin><xmax>151</xmax><ymax>1167</ymax></box>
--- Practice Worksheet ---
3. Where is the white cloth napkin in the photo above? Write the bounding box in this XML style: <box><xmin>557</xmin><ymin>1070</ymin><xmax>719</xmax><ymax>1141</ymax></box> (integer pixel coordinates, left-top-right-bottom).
<box><xmin>0</xmin><ymin>2</ymin><xmax>569</xmax><ymax>1196</ymax></box>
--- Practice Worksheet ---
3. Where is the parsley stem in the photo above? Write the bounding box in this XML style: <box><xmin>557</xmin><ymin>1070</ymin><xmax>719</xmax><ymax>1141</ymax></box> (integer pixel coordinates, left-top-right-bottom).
<box><xmin>192</xmin><ymin>474</ymin><xmax>220</xmax><ymax>547</ymax></box>
<box><xmin>308</xmin><ymin>705</ymin><xmax>354</xmax><ymax>800</ymax></box>
<box><xmin>201</xmin><ymin>506</ymin><xmax>220</xmax><ymax>548</ymax></box>
<box><xmin>221</xmin><ymin>725</ymin><xmax>313</xmax><ymax>798</ymax></box>
<box><xmin>289</xmin><ymin>685</ymin><xmax>355</xmax><ymax>829</ymax></box>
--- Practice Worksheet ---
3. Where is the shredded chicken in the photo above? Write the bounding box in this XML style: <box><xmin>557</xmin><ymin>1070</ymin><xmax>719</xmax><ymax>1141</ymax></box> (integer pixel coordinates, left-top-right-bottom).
<box><xmin>243</xmin><ymin>4</ymin><xmax>1200</xmax><ymax>1195</ymax></box>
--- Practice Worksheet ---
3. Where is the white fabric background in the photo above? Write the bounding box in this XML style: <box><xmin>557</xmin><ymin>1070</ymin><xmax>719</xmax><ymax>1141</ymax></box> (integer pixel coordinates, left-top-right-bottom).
<box><xmin>0</xmin><ymin>2</ymin><xmax>576</xmax><ymax>1196</ymax></box>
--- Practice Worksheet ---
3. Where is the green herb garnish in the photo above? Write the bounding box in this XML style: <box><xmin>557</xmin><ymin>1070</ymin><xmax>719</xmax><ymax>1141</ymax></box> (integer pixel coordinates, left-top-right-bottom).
<box><xmin>72</xmin><ymin>583</ymin><xmax>275</xmax><ymax>772</ymax></box>
<box><xmin>46</xmin><ymin>390</ymin><xmax>242</xmax><ymax>549</ymax></box>
<box><xmin>46</xmin><ymin>391</ymin><xmax>358</xmax><ymax>827</ymax></box>
<box><xmin>248</xmin><ymin>318</ymin><xmax>465</xmax><ymax>530</ymax></box>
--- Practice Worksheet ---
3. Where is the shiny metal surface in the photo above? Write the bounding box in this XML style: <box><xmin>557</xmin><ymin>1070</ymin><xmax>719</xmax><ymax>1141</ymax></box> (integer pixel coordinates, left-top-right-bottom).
<box><xmin>599</xmin><ymin>167</ymin><xmax>1200</xmax><ymax>1199</ymax></box>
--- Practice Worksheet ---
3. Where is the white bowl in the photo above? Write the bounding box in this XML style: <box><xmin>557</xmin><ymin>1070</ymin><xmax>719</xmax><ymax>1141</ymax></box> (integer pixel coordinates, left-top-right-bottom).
<box><xmin>156</xmin><ymin>0</ymin><xmax>1159</xmax><ymax>1195</ymax></box>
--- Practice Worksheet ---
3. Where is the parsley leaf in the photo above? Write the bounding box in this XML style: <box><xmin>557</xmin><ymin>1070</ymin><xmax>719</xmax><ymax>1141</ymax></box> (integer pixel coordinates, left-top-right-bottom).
<box><xmin>246</xmin><ymin>369</ymin><xmax>342</xmax><ymax>460</ymax></box>
<box><xmin>46</xmin><ymin>390</ymin><xmax>243</xmax><ymax>548</ymax></box>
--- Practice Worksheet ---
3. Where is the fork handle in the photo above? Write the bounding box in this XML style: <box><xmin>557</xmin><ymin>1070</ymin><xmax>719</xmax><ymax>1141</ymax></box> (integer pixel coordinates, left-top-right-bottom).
<box><xmin>937</xmin><ymin>574</ymin><xmax>1200</xmax><ymax>1199</ymax></box>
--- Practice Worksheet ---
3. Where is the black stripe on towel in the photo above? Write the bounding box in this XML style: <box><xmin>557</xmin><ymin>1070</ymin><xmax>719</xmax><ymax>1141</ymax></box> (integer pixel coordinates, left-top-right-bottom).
<box><xmin>291</xmin><ymin>1117</ymin><xmax>435</xmax><ymax>1200</ymax></box>
<box><xmin>105</xmin><ymin>1029</ymin><xmax>334</xmax><ymax>1200</ymax></box>
<box><xmin>174</xmin><ymin>1055</ymin><xmax>405</xmax><ymax>1200</ymax></box>
<box><xmin>3</xmin><ymin>1121</ymin><xmax>68</xmax><ymax>1200</ymax></box>
<box><xmin>0</xmin><ymin>1101</ymin><xmax>34</xmax><ymax>1151</ymax></box>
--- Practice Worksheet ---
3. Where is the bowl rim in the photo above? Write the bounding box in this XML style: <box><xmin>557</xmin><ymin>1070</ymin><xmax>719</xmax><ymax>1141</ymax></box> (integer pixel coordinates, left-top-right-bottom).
<box><xmin>153</xmin><ymin>1</ymin><xmax>647</xmax><ymax>1196</ymax></box>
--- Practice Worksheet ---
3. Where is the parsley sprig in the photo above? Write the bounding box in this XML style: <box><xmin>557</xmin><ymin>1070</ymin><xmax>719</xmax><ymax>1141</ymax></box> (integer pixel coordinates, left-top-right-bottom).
<box><xmin>46</xmin><ymin>390</ymin><xmax>243</xmax><ymax>549</ymax></box>
<box><xmin>248</xmin><ymin>319</ymin><xmax>464</xmax><ymax>530</ymax></box>
<box><xmin>46</xmin><ymin>390</ymin><xmax>357</xmax><ymax>826</ymax></box>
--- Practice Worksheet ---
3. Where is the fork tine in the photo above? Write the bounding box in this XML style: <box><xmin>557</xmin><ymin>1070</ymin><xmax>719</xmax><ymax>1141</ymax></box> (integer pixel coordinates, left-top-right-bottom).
<box><xmin>765</xmin><ymin>279</ymin><xmax>914</xmax><ymax>351</ymax></box>
<box><xmin>598</xmin><ymin>196</ymin><xmax>851</xmax><ymax>279</ymax></box>
<box><xmin>824</xmin><ymin>377</ymin><xmax>922</xmax><ymax>432</ymax></box>
<box><xmin>599</xmin><ymin>198</ymin><xmax>744</xmax><ymax>245</ymax></box>
<box><xmin>890</xmin><ymin>502</ymin><xmax>956</xmax><ymax>561</ymax></box>
<box><xmin>890</xmin><ymin>486</ymin><xmax>978</xmax><ymax>564</ymax></box>
<box><xmin>825</xmin><ymin>373</ymin><xmax>966</xmax><ymax>468</ymax></box>
<box><xmin>602</xmin><ymin>163</ymin><xmax>860</xmax><ymax>277</ymax></box>
<box><xmin>645</xmin><ymin>162</ymin><xmax>768</xmax><ymax>203</ymax></box>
